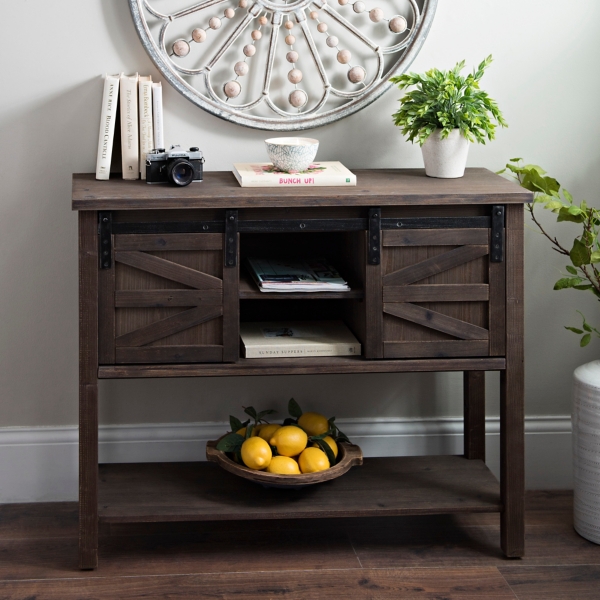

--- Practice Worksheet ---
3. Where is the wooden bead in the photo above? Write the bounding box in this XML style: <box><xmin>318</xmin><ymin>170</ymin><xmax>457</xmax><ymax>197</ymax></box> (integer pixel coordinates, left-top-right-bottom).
<box><xmin>285</xmin><ymin>34</ymin><xmax>295</xmax><ymax>46</ymax></box>
<box><xmin>284</xmin><ymin>20</ymin><xmax>294</xmax><ymax>30</ymax></box>
<box><xmin>369</xmin><ymin>8</ymin><xmax>384</xmax><ymax>22</ymax></box>
<box><xmin>238</xmin><ymin>0</ymin><xmax>247</xmax><ymax>6</ymax></box>
<box><xmin>234</xmin><ymin>61</ymin><xmax>249</xmax><ymax>76</ymax></box>
<box><xmin>224</xmin><ymin>81</ymin><xmax>241</xmax><ymax>98</ymax></box>
<box><xmin>317</xmin><ymin>23</ymin><xmax>328</xmax><ymax>33</ymax></box>
<box><xmin>337</xmin><ymin>49</ymin><xmax>351</xmax><ymax>64</ymax></box>
<box><xmin>289</xmin><ymin>89</ymin><xmax>307</xmax><ymax>108</ymax></box>
<box><xmin>338</xmin><ymin>0</ymin><xmax>349</xmax><ymax>5</ymax></box>
<box><xmin>224</xmin><ymin>8</ymin><xmax>235</xmax><ymax>18</ymax></box>
<box><xmin>259</xmin><ymin>16</ymin><xmax>268</xmax><ymax>25</ymax></box>
<box><xmin>209</xmin><ymin>17</ymin><xmax>222</xmax><ymax>30</ymax></box>
<box><xmin>286</xmin><ymin>50</ymin><xmax>299</xmax><ymax>63</ymax></box>
<box><xmin>326</xmin><ymin>35</ymin><xmax>338</xmax><ymax>48</ymax></box>
<box><xmin>288</xmin><ymin>68</ymin><xmax>303</xmax><ymax>84</ymax></box>
<box><xmin>310</xmin><ymin>11</ymin><xmax>319</xmax><ymax>20</ymax></box>
<box><xmin>243</xmin><ymin>44</ymin><xmax>256</xmax><ymax>57</ymax></box>
<box><xmin>251</xmin><ymin>29</ymin><xmax>262</xmax><ymax>40</ymax></box>
<box><xmin>353</xmin><ymin>2</ymin><xmax>365</xmax><ymax>13</ymax></box>
<box><xmin>348</xmin><ymin>66</ymin><xmax>366</xmax><ymax>83</ymax></box>
<box><xmin>389</xmin><ymin>15</ymin><xmax>408</xmax><ymax>33</ymax></box>
<box><xmin>192</xmin><ymin>28</ymin><xmax>206</xmax><ymax>43</ymax></box>
<box><xmin>172</xmin><ymin>39</ymin><xmax>190</xmax><ymax>57</ymax></box>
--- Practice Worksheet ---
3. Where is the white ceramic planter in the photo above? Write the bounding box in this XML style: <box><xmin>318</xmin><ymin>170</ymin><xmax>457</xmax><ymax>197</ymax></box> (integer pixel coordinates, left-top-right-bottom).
<box><xmin>573</xmin><ymin>360</ymin><xmax>600</xmax><ymax>544</ymax></box>
<box><xmin>421</xmin><ymin>129</ymin><xmax>470</xmax><ymax>178</ymax></box>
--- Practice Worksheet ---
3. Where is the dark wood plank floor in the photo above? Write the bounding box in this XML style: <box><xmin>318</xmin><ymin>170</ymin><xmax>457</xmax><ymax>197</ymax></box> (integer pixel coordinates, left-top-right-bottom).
<box><xmin>0</xmin><ymin>491</ymin><xmax>598</xmax><ymax>599</ymax></box>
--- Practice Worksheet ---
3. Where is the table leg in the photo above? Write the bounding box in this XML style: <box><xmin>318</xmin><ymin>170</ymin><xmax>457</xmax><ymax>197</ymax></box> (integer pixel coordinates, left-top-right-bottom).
<box><xmin>464</xmin><ymin>371</ymin><xmax>486</xmax><ymax>461</ymax></box>
<box><xmin>79</xmin><ymin>211</ymin><xmax>99</xmax><ymax>569</ymax></box>
<box><xmin>500</xmin><ymin>204</ymin><xmax>525</xmax><ymax>558</ymax></box>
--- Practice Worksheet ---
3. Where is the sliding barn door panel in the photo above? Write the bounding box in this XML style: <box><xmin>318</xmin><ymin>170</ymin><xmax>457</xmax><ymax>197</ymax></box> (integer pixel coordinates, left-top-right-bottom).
<box><xmin>380</xmin><ymin>228</ymin><xmax>505</xmax><ymax>359</ymax></box>
<box><xmin>99</xmin><ymin>233</ymin><xmax>239</xmax><ymax>365</ymax></box>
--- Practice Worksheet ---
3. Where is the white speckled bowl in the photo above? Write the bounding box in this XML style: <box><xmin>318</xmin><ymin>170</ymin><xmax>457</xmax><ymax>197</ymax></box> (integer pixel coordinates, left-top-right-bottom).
<box><xmin>265</xmin><ymin>137</ymin><xmax>319</xmax><ymax>172</ymax></box>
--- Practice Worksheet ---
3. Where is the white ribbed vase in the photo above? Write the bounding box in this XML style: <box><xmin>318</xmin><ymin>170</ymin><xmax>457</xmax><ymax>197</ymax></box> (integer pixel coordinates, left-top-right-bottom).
<box><xmin>573</xmin><ymin>360</ymin><xmax>600</xmax><ymax>544</ymax></box>
<box><xmin>420</xmin><ymin>129</ymin><xmax>470</xmax><ymax>178</ymax></box>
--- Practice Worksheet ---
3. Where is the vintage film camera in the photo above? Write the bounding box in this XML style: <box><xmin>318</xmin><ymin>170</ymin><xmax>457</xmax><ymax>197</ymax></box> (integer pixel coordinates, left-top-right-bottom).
<box><xmin>146</xmin><ymin>145</ymin><xmax>204</xmax><ymax>186</ymax></box>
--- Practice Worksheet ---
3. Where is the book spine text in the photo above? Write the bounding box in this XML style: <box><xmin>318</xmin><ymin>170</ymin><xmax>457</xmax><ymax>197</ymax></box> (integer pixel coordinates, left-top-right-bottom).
<box><xmin>95</xmin><ymin>74</ymin><xmax>121</xmax><ymax>180</ymax></box>
<box><xmin>152</xmin><ymin>82</ymin><xmax>164</xmax><ymax>149</ymax></box>
<box><xmin>120</xmin><ymin>73</ymin><xmax>139</xmax><ymax>180</ymax></box>
<box><xmin>138</xmin><ymin>76</ymin><xmax>153</xmax><ymax>180</ymax></box>
<box><xmin>243</xmin><ymin>343</ymin><xmax>361</xmax><ymax>359</ymax></box>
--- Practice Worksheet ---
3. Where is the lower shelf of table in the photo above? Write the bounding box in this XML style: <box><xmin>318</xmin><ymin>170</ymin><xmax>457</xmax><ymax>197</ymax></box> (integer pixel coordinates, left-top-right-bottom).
<box><xmin>98</xmin><ymin>357</ymin><xmax>506</xmax><ymax>378</ymax></box>
<box><xmin>98</xmin><ymin>455</ymin><xmax>501</xmax><ymax>524</ymax></box>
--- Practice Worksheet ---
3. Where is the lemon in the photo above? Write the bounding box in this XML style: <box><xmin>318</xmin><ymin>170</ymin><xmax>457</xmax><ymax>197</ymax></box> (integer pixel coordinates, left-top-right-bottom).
<box><xmin>257</xmin><ymin>423</ymin><xmax>281</xmax><ymax>442</ymax></box>
<box><xmin>298</xmin><ymin>447</ymin><xmax>330</xmax><ymax>473</ymax></box>
<box><xmin>298</xmin><ymin>412</ymin><xmax>329</xmax><ymax>437</ymax></box>
<box><xmin>313</xmin><ymin>435</ymin><xmax>338</xmax><ymax>459</ymax></box>
<box><xmin>241</xmin><ymin>437</ymin><xmax>272</xmax><ymax>470</ymax></box>
<box><xmin>266</xmin><ymin>456</ymin><xmax>301</xmax><ymax>475</ymax></box>
<box><xmin>269</xmin><ymin>425</ymin><xmax>308</xmax><ymax>457</ymax></box>
<box><xmin>236</xmin><ymin>425</ymin><xmax>260</xmax><ymax>437</ymax></box>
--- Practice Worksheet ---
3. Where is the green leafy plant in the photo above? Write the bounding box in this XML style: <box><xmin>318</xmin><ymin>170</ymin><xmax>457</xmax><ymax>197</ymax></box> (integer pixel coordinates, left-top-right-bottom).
<box><xmin>500</xmin><ymin>158</ymin><xmax>600</xmax><ymax>346</ymax></box>
<box><xmin>390</xmin><ymin>55</ymin><xmax>507</xmax><ymax>146</ymax></box>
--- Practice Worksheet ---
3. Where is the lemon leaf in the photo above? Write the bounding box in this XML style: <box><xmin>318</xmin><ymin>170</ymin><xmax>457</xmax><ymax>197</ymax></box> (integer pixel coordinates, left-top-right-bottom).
<box><xmin>288</xmin><ymin>398</ymin><xmax>303</xmax><ymax>418</ymax></box>
<box><xmin>245</xmin><ymin>424</ymin><xmax>254</xmax><ymax>439</ymax></box>
<box><xmin>216</xmin><ymin>433</ymin><xmax>244</xmax><ymax>453</ymax></box>
<box><xmin>243</xmin><ymin>406</ymin><xmax>258</xmax><ymax>420</ymax></box>
<box><xmin>335</xmin><ymin>428</ymin><xmax>351</xmax><ymax>443</ymax></box>
<box><xmin>257</xmin><ymin>409</ymin><xmax>277</xmax><ymax>421</ymax></box>
<box><xmin>314</xmin><ymin>439</ymin><xmax>336</xmax><ymax>466</ymax></box>
<box><xmin>229</xmin><ymin>415</ymin><xmax>243</xmax><ymax>433</ymax></box>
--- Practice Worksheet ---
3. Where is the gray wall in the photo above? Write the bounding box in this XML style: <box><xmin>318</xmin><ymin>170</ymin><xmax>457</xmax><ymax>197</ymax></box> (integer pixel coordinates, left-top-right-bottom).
<box><xmin>1</xmin><ymin>0</ymin><xmax>599</xmax><ymax>431</ymax></box>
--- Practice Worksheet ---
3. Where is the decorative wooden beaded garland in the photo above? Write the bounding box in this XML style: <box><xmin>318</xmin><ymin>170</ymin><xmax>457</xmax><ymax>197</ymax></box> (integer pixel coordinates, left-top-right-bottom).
<box><xmin>129</xmin><ymin>0</ymin><xmax>437</xmax><ymax>130</ymax></box>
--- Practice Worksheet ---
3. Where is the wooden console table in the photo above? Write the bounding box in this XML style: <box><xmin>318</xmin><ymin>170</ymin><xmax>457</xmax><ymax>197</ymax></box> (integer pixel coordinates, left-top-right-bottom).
<box><xmin>73</xmin><ymin>168</ymin><xmax>530</xmax><ymax>569</ymax></box>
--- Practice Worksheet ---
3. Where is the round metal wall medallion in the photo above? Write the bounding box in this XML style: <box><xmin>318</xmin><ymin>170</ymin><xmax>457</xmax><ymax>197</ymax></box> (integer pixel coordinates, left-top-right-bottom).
<box><xmin>129</xmin><ymin>0</ymin><xmax>437</xmax><ymax>130</ymax></box>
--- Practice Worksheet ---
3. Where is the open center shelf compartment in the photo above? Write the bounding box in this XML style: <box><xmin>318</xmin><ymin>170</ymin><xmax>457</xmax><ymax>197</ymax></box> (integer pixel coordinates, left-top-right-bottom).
<box><xmin>98</xmin><ymin>455</ymin><xmax>501</xmax><ymax>523</ymax></box>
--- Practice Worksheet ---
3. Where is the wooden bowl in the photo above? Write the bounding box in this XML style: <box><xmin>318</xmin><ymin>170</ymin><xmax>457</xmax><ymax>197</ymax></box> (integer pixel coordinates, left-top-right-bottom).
<box><xmin>206</xmin><ymin>439</ymin><xmax>363</xmax><ymax>487</ymax></box>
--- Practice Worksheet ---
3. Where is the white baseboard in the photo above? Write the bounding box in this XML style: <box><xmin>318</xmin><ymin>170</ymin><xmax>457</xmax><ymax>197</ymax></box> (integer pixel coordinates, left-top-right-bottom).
<box><xmin>0</xmin><ymin>416</ymin><xmax>572</xmax><ymax>503</ymax></box>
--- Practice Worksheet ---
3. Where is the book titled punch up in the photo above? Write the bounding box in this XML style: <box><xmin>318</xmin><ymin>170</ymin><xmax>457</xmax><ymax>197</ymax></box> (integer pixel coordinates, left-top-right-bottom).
<box><xmin>240</xmin><ymin>321</ymin><xmax>361</xmax><ymax>359</ymax></box>
<box><xmin>232</xmin><ymin>161</ymin><xmax>356</xmax><ymax>187</ymax></box>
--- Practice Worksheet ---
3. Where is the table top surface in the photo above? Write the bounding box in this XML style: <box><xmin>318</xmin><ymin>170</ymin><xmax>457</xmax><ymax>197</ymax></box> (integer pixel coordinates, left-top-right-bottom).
<box><xmin>72</xmin><ymin>168</ymin><xmax>531</xmax><ymax>211</ymax></box>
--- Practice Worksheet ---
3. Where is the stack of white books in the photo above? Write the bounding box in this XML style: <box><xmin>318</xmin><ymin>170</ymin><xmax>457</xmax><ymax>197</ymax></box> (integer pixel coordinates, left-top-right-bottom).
<box><xmin>246</xmin><ymin>257</ymin><xmax>350</xmax><ymax>293</ymax></box>
<box><xmin>95</xmin><ymin>73</ymin><xmax>165</xmax><ymax>181</ymax></box>
<box><xmin>240</xmin><ymin>321</ymin><xmax>361</xmax><ymax>358</ymax></box>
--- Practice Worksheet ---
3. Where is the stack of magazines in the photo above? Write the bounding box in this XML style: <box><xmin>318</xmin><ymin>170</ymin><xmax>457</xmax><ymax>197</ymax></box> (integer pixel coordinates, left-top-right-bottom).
<box><xmin>246</xmin><ymin>257</ymin><xmax>350</xmax><ymax>293</ymax></box>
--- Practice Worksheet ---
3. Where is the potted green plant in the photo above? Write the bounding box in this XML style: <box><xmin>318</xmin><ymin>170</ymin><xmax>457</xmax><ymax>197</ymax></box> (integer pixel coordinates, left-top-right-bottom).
<box><xmin>501</xmin><ymin>158</ymin><xmax>600</xmax><ymax>546</ymax></box>
<box><xmin>391</xmin><ymin>56</ymin><xmax>507</xmax><ymax>178</ymax></box>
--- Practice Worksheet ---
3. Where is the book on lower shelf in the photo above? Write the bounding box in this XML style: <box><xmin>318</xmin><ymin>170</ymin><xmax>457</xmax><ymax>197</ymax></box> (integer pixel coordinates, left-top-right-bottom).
<box><xmin>232</xmin><ymin>161</ymin><xmax>356</xmax><ymax>187</ymax></box>
<box><xmin>246</xmin><ymin>257</ymin><xmax>350</xmax><ymax>293</ymax></box>
<box><xmin>240</xmin><ymin>321</ymin><xmax>361</xmax><ymax>358</ymax></box>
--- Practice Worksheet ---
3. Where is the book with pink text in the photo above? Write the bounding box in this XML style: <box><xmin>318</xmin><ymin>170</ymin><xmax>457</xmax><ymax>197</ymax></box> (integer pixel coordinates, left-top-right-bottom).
<box><xmin>232</xmin><ymin>161</ymin><xmax>356</xmax><ymax>187</ymax></box>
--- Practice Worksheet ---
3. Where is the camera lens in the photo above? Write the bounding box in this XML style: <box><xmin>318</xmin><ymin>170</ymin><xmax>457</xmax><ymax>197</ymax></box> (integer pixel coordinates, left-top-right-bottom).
<box><xmin>167</xmin><ymin>159</ymin><xmax>194</xmax><ymax>186</ymax></box>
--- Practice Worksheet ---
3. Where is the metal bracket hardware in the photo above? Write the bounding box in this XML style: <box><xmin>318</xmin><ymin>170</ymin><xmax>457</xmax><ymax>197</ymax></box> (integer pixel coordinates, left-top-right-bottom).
<box><xmin>112</xmin><ymin>220</ymin><xmax>224</xmax><ymax>235</ymax></box>
<box><xmin>368</xmin><ymin>208</ymin><xmax>381</xmax><ymax>265</ymax></box>
<box><xmin>381</xmin><ymin>216</ymin><xmax>491</xmax><ymax>230</ymax></box>
<box><xmin>240</xmin><ymin>218</ymin><xmax>367</xmax><ymax>233</ymax></box>
<box><xmin>225</xmin><ymin>210</ymin><xmax>238</xmax><ymax>268</ymax></box>
<box><xmin>490</xmin><ymin>206</ymin><xmax>505</xmax><ymax>263</ymax></box>
<box><xmin>98</xmin><ymin>212</ymin><xmax>112</xmax><ymax>269</ymax></box>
